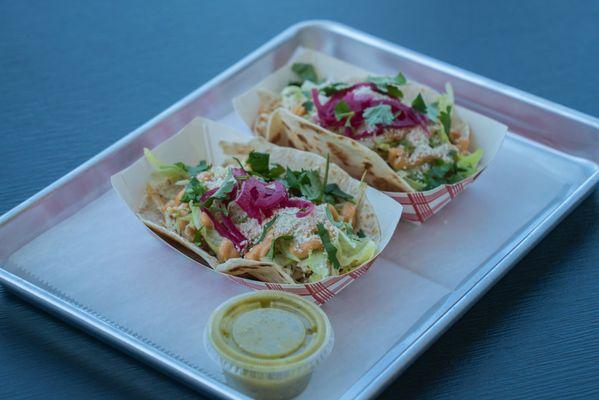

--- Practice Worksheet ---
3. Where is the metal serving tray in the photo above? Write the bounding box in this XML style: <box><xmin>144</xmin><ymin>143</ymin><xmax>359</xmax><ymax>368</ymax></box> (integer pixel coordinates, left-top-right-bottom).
<box><xmin>1</xmin><ymin>21</ymin><xmax>597</xmax><ymax>400</ymax></box>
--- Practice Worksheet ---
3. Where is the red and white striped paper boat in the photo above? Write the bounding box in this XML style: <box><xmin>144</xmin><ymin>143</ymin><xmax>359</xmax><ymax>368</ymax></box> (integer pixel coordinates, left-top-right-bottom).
<box><xmin>112</xmin><ymin>117</ymin><xmax>403</xmax><ymax>305</ymax></box>
<box><xmin>226</xmin><ymin>258</ymin><xmax>376</xmax><ymax>305</ymax></box>
<box><xmin>234</xmin><ymin>48</ymin><xmax>508</xmax><ymax>224</ymax></box>
<box><xmin>387</xmin><ymin>170</ymin><xmax>481</xmax><ymax>224</ymax></box>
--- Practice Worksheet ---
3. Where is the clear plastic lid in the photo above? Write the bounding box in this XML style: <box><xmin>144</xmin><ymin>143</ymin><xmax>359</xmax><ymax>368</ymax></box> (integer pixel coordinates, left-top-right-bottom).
<box><xmin>204</xmin><ymin>291</ymin><xmax>334</xmax><ymax>381</ymax></box>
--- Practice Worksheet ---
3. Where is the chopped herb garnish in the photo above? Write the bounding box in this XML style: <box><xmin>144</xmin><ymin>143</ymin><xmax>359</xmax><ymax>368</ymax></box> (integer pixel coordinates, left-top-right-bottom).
<box><xmin>440</xmin><ymin>105</ymin><xmax>452</xmax><ymax>135</ymax></box>
<box><xmin>316</xmin><ymin>223</ymin><xmax>341</xmax><ymax>270</ymax></box>
<box><xmin>181</xmin><ymin>177</ymin><xmax>207</xmax><ymax>202</ymax></box>
<box><xmin>399</xmin><ymin>139</ymin><xmax>415</xmax><ymax>153</ymax></box>
<box><xmin>321</xmin><ymin>82</ymin><xmax>352</xmax><ymax>96</ymax></box>
<box><xmin>266</xmin><ymin>235</ymin><xmax>293</xmax><ymax>260</ymax></box>
<box><xmin>300</xmin><ymin>170</ymin><xmax>324</xmax><ymax>201</ymax></box>
<box><xmin>268</xmin><ymin>164</ymin><xmax>285</xmax><ymax>180</ymax></box>
<box><xmin>386</xmin><ymin>85</ymin><xmax>403</xmax><ymax>99</ymax></box>
<box><xmin>187</xmin><ymin>160</ymin><xmax>211</xmax><ymax>176</ymax></box>
<box><xmin>320</xmin><ymin>153</ymin><xmax>331</xmax><ymax>201</ymax></box>
<box><xmin>411</xmin><ymin>94</ymin><xmax>427</xmax><ymax>114</ymax></box>
<box><xmin>324</xmin><ymin>183</ymin><xmax>353</xmax><ymax>202</ymax></box>
<box><xmin>367</xmin><ymin>72</ymin><xmax>407</xmax><ymax>97</ymax></box>
<box><xmin>194</xmin><ymin>229</ymin><xmax>204</xmax><ymax>245</ymax></box>
<box><xmin>232</xmin><ymin>156</ymin><xmax>246</xmax><ymax>171</ymax></box>
<box><xmin>246</xmin><ymin>151</ymin><xmax>270</xmax><ymax>175</ymax></box>
<box><xmin>334</xmin><ymin>100</ymin><xmax>355</xmax><ymax>127</ymax></box>
<box><xmin>203</xmin><ymin>170</ymin><xmax>236</xmax><ymax>208</ymax></box>
<box><xmin>254</xmin><ymin>216</ymin><xmax>278</xmax><ymax>245</ymax></box>
<box><xmin>245</xmin><ymin>151</ymin><xmax>286</xmax><ymax>181</ymax></box>
<box><xmin>303</xmin><ymin>100</ymin><xmax>314</xmax><ymax>113</ymax></box>
<box><xmin>363</xmin><ymin>104</ymin><xmax>395</xmax><ymax>129</ymax></box>
<box><xmin>291</xmin><ymin>63</ymin><xmax>318</xmax><ymax>84</ymax></box>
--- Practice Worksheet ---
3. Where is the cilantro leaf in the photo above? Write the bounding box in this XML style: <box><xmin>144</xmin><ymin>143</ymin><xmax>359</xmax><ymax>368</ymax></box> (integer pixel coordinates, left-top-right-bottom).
<box><xmin>203</xmin><ymin>170</ymin><xmax>236</xmax><ymax>208</ymax></box>
<box><xmin>266</xmin><ymin>235</ymin><xmax>293</xmax><ymax>260</ymax></box>
<box><xmin>426</xmin><ymin>101</ymin><xmax>439</xmax><ymax>122</ymax></box>
<box><xmin>422</xmin><ymin>158</ymin><xmax>454</xmax><ymax>190</ymax></box>
<box><xmin>291</xmin><ymin>63</ymin><xmax>318</xmax><ymax>83</ymax></box>
<box><xmin>194</xmin><ymin>229</ymin><xmax>205</xmax><ymax>245</ymax></box>
<box><xmin>282</xmin><ymin>167</ymin><xmax>301</xmax><ymax>191</ymax></box>
<box><xmin>386</xmin><ymin>85</ymin><xmax>403</xmax><ymax>99</ymax></box>
<box><xmin>316</xmin><ymin>223</ymin><xmax>341</xmax><ymax>270</ymax></box>
<box><xmin>334</xmin><ymin>100</ymin><xmax>355</xmax><ymax>126</ymax></box>
<box><xmin>181</xmin><ymin>177</ymin><xmax>207</xmax><ymax>203</ymax></box>
<box><xmin>246</xmin><ymin>151</ymin><xmax>270</xmax><ymax>175</ymax></box>
<box><xmin>187</xmin><ymin>160</ymin><xmax>211</xmax><ymax>176</ymax></box>
<box><xmin>321</xmin><ymin>82</ymin><xmax>352</xmax><ymax>96</ymax></box>
<box><xmin>303</xmin><ymin>100</ymin><xmax>314</xmax><ymax>113</ymax></box>
<box><xmin>254</xmin><ymin>216</ymin><xmax>277</xmax><ymax>246</ymax></box>
<box><xmin>411</xmin><ymin>94</ymin><xmax>427</xmax><ymax>114</ymax></box>
<box><xmin>439</xmin><ymin>105</ymin><xmax>452</xmax><ymax>135</ymax></box>
<box><xmin>268</xmin><ymin>164</ymin><xmax>285</xmax><ymax>180</ymax></box>
<box><xmin>325</xmin><ymin>183</ymin><xmax>353</xmax><ymax>202</ymax></box>
<box><xmin>363</xmin><ymin>104</ymin><xmax>395</xmax><ymax>129</ymax></box>
<box><xmin>300</xmin><ymin>170</ymin><xmax>324</xmax><ymax>201</ymax></box>
<box><xmin>367</xmin><ymin>72</ymin><xmax>407</xmax><ymax>97</ymax></box>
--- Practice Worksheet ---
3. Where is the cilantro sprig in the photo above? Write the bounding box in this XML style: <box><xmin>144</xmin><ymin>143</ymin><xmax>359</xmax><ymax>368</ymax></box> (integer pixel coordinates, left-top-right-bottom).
<box><xmin>181</xmin><ymin>177</ymin><xmax>207</xmax><ymax>203</ymax></box>
<box><xmin>334</xmin><ymin>101</ymin><xmax>355</xmax><ymax>127</ymax></box>
<box><xmin>246</xmin><ymin>151</ymin><xmax>285</xmax><ymax>181</ymax></box>
<box><xmin>439</xmin><ymin>105</ymin><xmax>452</xmax><ymax>136</ymax></box>
<box><xmin>363</xmin><ymin>104</ymin><xmax>395</xmax><ymax>129</ymax></box>
<box><xmin>367</xmin><ymin>72</ymin><xmax>406</xmax><ymax>98</ymax></box>
<box><xmin>291</xmin><ymin>63</ymin><xmax>318</xmax><ymax>84</ymax></box>
<box><xmin>316</xmin><ymin>223</ymin><xmax>341</xmax><ymax>270</ymax></box>
<box><xmin>411</xmin><ymin>94</ymin><xmax>427</xmax><ymax>114</ymax></box>
<box><xmin>254</xmin><ymin>216</ymin><xmax>278</xmax><ymax>246</ymax></box>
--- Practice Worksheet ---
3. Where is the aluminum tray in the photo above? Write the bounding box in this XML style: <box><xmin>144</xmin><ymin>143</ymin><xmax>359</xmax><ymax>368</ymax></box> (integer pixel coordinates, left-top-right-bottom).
<box><xmin>1</xmin><ymin>21</ymin><xmax>597</xmax><ymax>400</ymax></box>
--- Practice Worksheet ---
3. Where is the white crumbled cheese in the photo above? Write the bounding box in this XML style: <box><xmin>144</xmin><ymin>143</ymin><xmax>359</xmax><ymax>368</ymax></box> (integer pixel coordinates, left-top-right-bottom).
<box><xmin>197</xmin><ymin>166</ymin><xmax>229</xmax><ymax>190</ymax></box>
<box><xmin>352</xmin><ymin>85</ymin><xmax>387</xmax><ymax>101</ymax></box>
<box><xmin>238</xmin><ymin>218</ymin><xmax>261</xmax><ymax>241</ymax></box>
<box><xmin>406</xmin><ymin>128</ymin><xmax>457</xmax><ymax>164</ymax></box>
<box><xmin>270</xmin><ymin>204</ymin><xmax>335</xmax><ymax>245</ymax></box>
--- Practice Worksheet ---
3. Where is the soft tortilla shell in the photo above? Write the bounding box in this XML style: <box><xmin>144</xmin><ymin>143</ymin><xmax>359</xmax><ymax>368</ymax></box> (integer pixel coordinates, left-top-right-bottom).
<box><xmin>136</xmin><ymin>135</ymin><xmax>381</xmax><ymax>285</ymax></box>
<box><xmin>234</xmin><ymin>48</ymin><xmax>499</xmax><ymax>193</ymax></box>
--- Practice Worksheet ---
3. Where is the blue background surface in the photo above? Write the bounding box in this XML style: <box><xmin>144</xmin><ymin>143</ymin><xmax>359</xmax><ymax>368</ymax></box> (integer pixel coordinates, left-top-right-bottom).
<box><xmin>1</xmin><ymin>1</ymin><xmax>598</xmax><ymax>399</ymax></box>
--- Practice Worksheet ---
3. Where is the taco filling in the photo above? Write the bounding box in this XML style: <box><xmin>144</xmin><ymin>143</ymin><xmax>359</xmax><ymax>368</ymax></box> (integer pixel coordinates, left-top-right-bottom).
<box><xmin>271</xmin><ymin>63</ymin><xmax>483</xmax><ymax>191</ymax></box>
<box><xmin>143</xmin><ymin>149</ymin><xmax>377</xmax><ymax>283</ymax></box>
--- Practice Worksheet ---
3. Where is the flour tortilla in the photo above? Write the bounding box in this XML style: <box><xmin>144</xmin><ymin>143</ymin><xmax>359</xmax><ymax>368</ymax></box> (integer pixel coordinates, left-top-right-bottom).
<box><xmin>138</xmin><ymin>138</ymin><xmax>381</xmax><ymax>284</ymax></box>
<box><xmin>264</xmin><ymin>82</ymin><xmax>471</xmax><ymax>192</ymax></box>
<box><xmin>234</xmin><ymin>48</ymin><xmax>479</xmax><ymax>193</ymax></box>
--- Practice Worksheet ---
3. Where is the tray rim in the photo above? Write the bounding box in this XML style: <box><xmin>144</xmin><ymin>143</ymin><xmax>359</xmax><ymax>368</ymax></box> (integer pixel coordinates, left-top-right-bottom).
<box><xmin>1</xmin><ymin>20</ymin><xmax>598</xmax><ymax>400</ymax></box>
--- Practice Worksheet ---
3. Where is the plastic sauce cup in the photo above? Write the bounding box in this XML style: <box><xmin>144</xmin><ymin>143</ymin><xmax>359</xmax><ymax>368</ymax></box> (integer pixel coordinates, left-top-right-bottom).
<box><xmin>204</xmin><ymin>291</ymin><xmax>334</xmax><ymax>400</ymax></box>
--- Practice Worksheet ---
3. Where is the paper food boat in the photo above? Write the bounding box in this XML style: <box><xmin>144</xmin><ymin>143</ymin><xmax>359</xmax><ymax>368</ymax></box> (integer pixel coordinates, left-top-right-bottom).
<box><xmin>234</xmin><ymin>48</ymin><xmax>508</xmax><ymax>223</ymax></box>
<box><xmin>111</xmin><ymin>117</ymin><xmax>402</xmax><ymax>304</ymax></box>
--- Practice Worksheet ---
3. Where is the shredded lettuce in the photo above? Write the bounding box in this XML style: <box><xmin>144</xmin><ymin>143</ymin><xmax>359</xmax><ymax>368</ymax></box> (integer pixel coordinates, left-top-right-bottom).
<box><xmin>144</xmin><ymin>148</ymin><xmax>188</xmax><ymax>180</ymax></box>
<box><xmin>298</xmin><ymin>251</ymin><xmax>330</xmax><ymax>282</ymax></box>
<box><xmin>333</xmin><ymin>230</ymin><xmax>377</xmax><ymax>270</ymax></box>
<box><xmin>456</xmin><ymin>148</ymin><xmax>483</xmax><ymax>177</ymax></box>
<box><xmin>437</xmin><ymin>83</ymin><xmax>454</xmax><ymax>114</ymax></box>
<box><xmin>190</xmin><ymin>204</ymin><xmax>202</xmax><ymax>230</ymax></box>
<box><xmin>405</xmin><ymin>177</ymin><xmax>427</xmax><ymax>191</ymax></box>
<box><xmin>323</xmin><ymin>208</ymin><xmax>376</xmax><ymax>270</ymax></box>
<box><xmin>265</xmin><ymin>235</ymin><xmax>294</xmax><ymax>261</ymax></box>
<box><xmin>281</xmin><ymin>86</ymin><xmax>307</xmax><ymax>111</ymax></box>
<box><xmin>201</xmin><ymin>227</ymin><xmax>222</xmax><ymax>255</ymax></box>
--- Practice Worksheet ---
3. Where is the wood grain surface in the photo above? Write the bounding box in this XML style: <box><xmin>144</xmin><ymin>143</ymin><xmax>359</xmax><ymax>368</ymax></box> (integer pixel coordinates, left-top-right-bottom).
<box><xmin>1</xmin><ymin>1</ymin><xmax>598</xmax><ymax>399</ymax></box>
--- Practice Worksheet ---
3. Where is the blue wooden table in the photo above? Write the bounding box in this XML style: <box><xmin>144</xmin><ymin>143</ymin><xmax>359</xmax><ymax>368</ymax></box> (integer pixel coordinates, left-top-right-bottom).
<box><xmin>1</xmin><ymin>1</ymin><xmax>598</xmax><ymax>399</ymax></box>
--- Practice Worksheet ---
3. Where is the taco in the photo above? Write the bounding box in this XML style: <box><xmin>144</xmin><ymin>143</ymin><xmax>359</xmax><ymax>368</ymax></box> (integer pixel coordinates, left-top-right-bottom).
<box><xmin>235</xmin><ymin>50</ymin><xmax>501</xmax><ymax>193</ymax></box>
<box><xmin>136</xmin><ymin>138</ymin><xmax>381</xmax><ymax>285</ymax></box>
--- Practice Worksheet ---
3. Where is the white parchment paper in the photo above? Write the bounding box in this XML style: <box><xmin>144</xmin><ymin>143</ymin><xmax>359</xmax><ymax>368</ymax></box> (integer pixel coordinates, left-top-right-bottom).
<box><xmin>4</xmin><ymin>111</ymin><xmax>590</xmax><ymax>399</ymax></box>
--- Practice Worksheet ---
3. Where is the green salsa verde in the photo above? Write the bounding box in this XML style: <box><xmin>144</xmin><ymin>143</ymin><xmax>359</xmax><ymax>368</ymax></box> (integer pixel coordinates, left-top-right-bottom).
<box><xmin>205</xmin><ymin>291</ymin><xmax>334</xmax><ymax>399</ymax></box>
